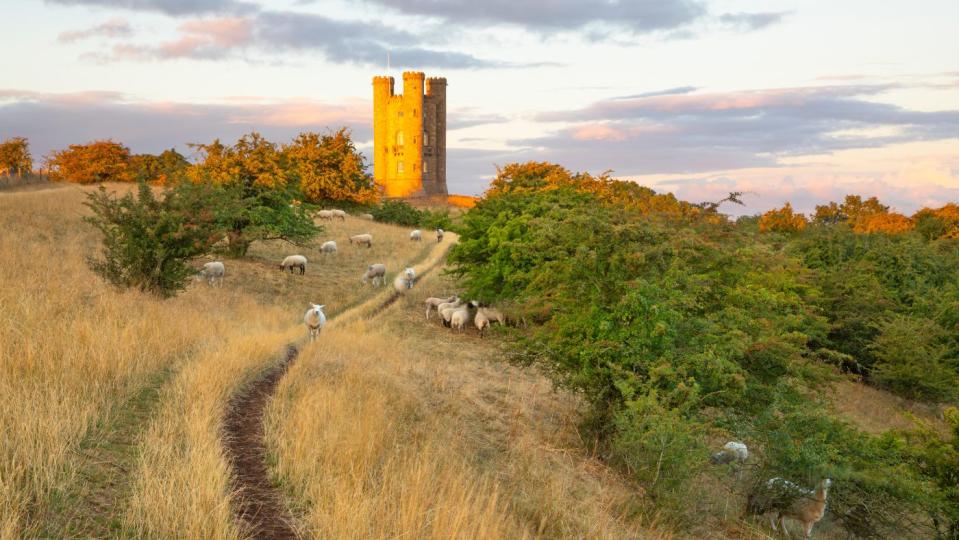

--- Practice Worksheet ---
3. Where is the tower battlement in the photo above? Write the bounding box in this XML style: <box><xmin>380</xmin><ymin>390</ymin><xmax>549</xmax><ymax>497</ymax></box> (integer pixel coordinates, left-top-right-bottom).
<box><xmin>372</xmin><ymin>71</ymin><xmax>447</xmax><ymax>198</ymax></box>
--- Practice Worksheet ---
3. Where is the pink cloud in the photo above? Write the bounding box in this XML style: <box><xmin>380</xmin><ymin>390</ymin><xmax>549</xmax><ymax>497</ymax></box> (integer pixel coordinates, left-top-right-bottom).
<box><xmin>570</xmin><ymin>123</ymin><xmax>629</xmax><ymax>141</ymax></box>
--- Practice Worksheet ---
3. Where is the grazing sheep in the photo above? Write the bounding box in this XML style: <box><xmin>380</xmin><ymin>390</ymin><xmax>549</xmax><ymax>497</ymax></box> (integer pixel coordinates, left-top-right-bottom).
<box><xmin>349</xmin><ymin>233</ymin><xmax>373</xmax><ymax>248</ymax></box>
<box><xmin>359</xmin><ymin>213</ymin><xmax>374</xmax><ymax>220</ymax></box>
<box><xmin>393</xmin><ymin>267</ymin><xmax>416</xmax><ymax>291</ymax></box>
<box><xmin>303</xmin><ymin>304</ymin><xmax>326</xmax><ymax>341</ymax></box>
<box><xmin>436</xmin><ymin>228</ymin><xmax>444</xmax><ymax>243</ymax></box>
<box><xmin>424</xmin><ymin>295</ymin><xmax>457</xmax><ymax>319</ymax></box>
<box><xmin>450</xmin><ymin>302</ymin><xmax>476</xmax><ymax>331</ymax></box>
<box><xmin>474</xmin><ymin>309</ymin><xmax>490</xmax><ymax>334</ymax></box>
<box><xmin>280</xmin><ymin>255</ymin><xmax>308</xmax><ymax>275</ymax></box>
<box><xmin>438</xmin><ymin>298</ymin><xmax>463</xmax><ymax>327</ymax></box>
<box><xmin>410</xmin><ymin>229</ymin><xmax>422</xmax><ymax>242</ymax></box>
<box><xmin>317</xmin><ymin>210</ymin><xmax>334</xmax><ymax>221</ymax></box>
<box><xmin>320</xmin><ymin>240</ymin><xmax>338</xmax><ymax>254</ymax></box>
<box><xmin>710</xmin><ymin>441</ymin><xmax>748</xmax><ymax>465</ymax></box>
<box><xmin>196</xmin><ymin>261</ymin><xmax>225</xmax><ymax>287</ymax></box>
<box><xmin>748</xmin><ymin>478</ymin><xmax>832</xmax><ymax>539</ymax></box>
<box><xmin>478</xmin><ymin>307</ymin><xmax>505</xmax><ymax>326</ymax></box>
<box><xmin>330</xmin><ymin>209</ymin><xmax>346</xmax><ymax>221</ymax></box>
<box><xmin>362</xmin><ymin>263</ymin><xmax>386</xmax><ymax>287</ymax></box>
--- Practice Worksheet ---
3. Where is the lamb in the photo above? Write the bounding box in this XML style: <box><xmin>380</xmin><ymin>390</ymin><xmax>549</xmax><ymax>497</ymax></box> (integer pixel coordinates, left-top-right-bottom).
<box><xmin>393</xmin><ymin>267</ymin><xmax>416</xmax><ymax>291</ymax></box>
<box><xmin>748</xmin><ymin>478</ymin><xmax>832</xmax><ymax>539</ymax></box>
<box><xmin>424</xmin><ymin>295</ymin><xmax>457</xmax><ymax>320</ymax></box>
<box><xmin>317</xmin><ymin>210</ymin><xmax>334</xmax><ymax>221</ymax></box>
<box><xmin>349</xmin><ymin>233</ymin><xmax>373</xmax><ymax>248</ymax></box>
<box><xmin>330</xmin><ymin>209</ymin><xmax>346</xmax><ymax>221</ymax></box>
<box><xmin>303</xmin><ymin>304</ymin><xmax>326</xmax><ymax>341</ymax></box>
<box><xmin>196</xmin><ymin>261</ymin><xmax>225</xmax><ymax>287</ymax></box>
<box><xmin>436</xmin><ymin>228</ymin><xmax>444</xmax><ymax>243</ymax></box>
<box><xmin>320</xmin><ymin>240</ymin><xmax>338</xmax><ymax>254</ymax></box>
<box><xmin>359</xmin><ymin>213</ymin><xmax>374</xmax><ymax>220</ymax></box>
<box><xmin>362</xmin><ymin>263</ymin><xmax>386</xmax><ymax>287</ymax></box>
<box><xmin>710</xmin><ymin>441</ymin><xmax>748</xmax><ymax>465</ymax></box>
<box><xmin>410</xmin><ymin>229</ymin><xmax>422</xmax><ymax>242</ymax></box>
<box><xmin>280</xmin><ymin>255</ymin><xmax>308</xmax><ymax>275</ymax></box>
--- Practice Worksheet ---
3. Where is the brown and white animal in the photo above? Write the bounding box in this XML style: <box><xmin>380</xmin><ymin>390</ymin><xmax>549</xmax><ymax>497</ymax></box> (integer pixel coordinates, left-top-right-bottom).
<box><xmin>362</xmin><ymin>263</ymin><xmax>386</xmax><ymax>287</ymax></box>
<box><xmin>748</xmin><ymin>478</ymin><xmax>832</xmax><ymax>539</ymax></box>
<box><xmin>436</xmin><ymin>228</ymin><xmax>444</xmax><ymax>243</ymax></box>
<box><xmin>410</xmin><ymin>229</ymin><xmax>422</xmax><ymax>242</ymax></box>
<box><xmin>424</xmin><ymin>295</ymin><xmax>457</xmax><ymax>320</ymax></box>
<box><xmin>280</xmin><ymin>255</ymin><xmax>308</xmax><ymax>275</ymax></box>
<box><xmin>303</xmin><ymin>304</ymin><xmax>326</xmax><ymax>341</ymax></box>
<box><xmin>320</xmin><ymin>240</ymin><xmax>337</xmax><ymax>254</ymax></box>
<box><xmin>349</xmin><ymin>233</ymin><xmax>373</xmax><ymax>248</ymax></box>
<box><xmin>195</xmin><ymin>261</ymin><xmax>225</xmax><ymax>287</ymax></box>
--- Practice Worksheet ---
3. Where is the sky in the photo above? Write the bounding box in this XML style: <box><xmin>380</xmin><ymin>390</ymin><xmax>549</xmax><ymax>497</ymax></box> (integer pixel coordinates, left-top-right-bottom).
<box><xmin>1</xmin><ymin>0</ymin><xmax>958</xmax><ymax>215</ymax></box>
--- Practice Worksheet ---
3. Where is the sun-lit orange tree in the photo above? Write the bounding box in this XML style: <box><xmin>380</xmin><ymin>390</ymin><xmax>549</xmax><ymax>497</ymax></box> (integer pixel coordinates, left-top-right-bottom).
<box><xmin>46</xmin><ymin>140</ymin><xmax>132</xmax><ymax>183</ymax></box>
<box><xmin>914</xmin><ymin>203</ymin><xmax>959</xmax><ymax>240</ymax></box>
<box><xmin>0</xmin><ymin>137</ymin><xmax>32</xmax><ymax>177</ymax></box>
<box><xmin>130</xmin><ymin>148</ymin><xmax>189</xmax><ymax>185</ymax></box>
<box><xmin>759</xmin><ymin>202</ymin><xmax>808</xmax><ymax>233</ymax></box>
<box><xmin>283</xmin><ymin>128</ymin><xmax>378</xmax><ymax>204</ymax></box>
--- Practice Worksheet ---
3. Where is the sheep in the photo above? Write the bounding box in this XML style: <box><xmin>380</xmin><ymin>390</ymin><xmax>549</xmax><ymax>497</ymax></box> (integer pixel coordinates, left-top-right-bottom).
<box><xmin>478</xmin><ymin>307</ymin><xmax>505</xmax><ymax>325</ymax></box>
<box><xmin>436</xmin><ymin>228</ymin><xmax>445</xmax><ymax>243</ymax></box>
<box><xmin>361</xmin><ymin>263</ymin><xmax>386</xmax><ymax>287</ymax></box>
<box><xmin>280</xmin><ymin>255</ymin><xmax>308</xmax><ymax>275</ymax></box>
<box><xmin>349</xmin><ymin>233</ymin><xmax>373</xmax><ymax>248</ymax></box>
<box><xmin>710</xmin><ymin>441</ymin><xmax>748</xmax><ymax>465</ymax></box>
<box><xmin>450</xmin><ymin>302</ymin><xmax>477</xmax><ymax>331</ymax></box>
<box><xmin>410</xmin><ymin>229</ymin><xmax>422</xmax><ymax>242</ymax></box>
<box><xmin>424</xmin><ymin>295</ymin><xmax>457</xmax><ymax>320</ymax></box>
<box><xmin>317</xmin><ymin>209</ymin><xmax>334</xmax><ymax>221</ymax></box>
<box><xmin>393</xmin><ymin>267</ymin><xmax>416</xmax><ymax>291</ymax></box>
<box><xmin>320</xmin><ymin>240</ymin><xmax>338</xmax><ymax>254</ymax></box>
<box><xmin>359</xmin><ymin>213</ymin><xmax>374</xmax><ymax>220</ymax></box>
<box><xmin>330</xmin><ymin>209</ymin><xmax>346</xmax><ymax>221</ymax></box>
<box><xmin>748</xmin><ymin>478</ymin><xmax>832</xmax><ymax>539</ymax></box>
<box><xmin>437</xmin><ymin>298</ymin><xmax>463</xmax><ymax>327</ymax></box>
<box><xmin>303</xmin><ymin>303</ymin><xmax>326</xmax><ymax>341</ymax></box>
<box><xmin>474</xmin><ymin>309</ymin><xmax>490</xmax><ymax>334</ymax></box>
<box><xmin>195</xmin><ymin>261</ymin><xmax>225</xmax><ymax>287</ymax></box>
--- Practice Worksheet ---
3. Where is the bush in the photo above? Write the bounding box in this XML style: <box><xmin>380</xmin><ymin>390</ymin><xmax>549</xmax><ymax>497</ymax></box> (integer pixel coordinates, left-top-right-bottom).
<box><xmin>870</xmin><ymin>315</ymin><xmax>958</xmax><ymax>402</ymax></box>
<box><xmin>369</xmin><ymin>200</ymin><xmax>453</xmax><ymax>230</ymax></box>
<box><xmin>83</xmin><ymin>182</ymin><xmax>223</xmax><ymax>297</ymax></box>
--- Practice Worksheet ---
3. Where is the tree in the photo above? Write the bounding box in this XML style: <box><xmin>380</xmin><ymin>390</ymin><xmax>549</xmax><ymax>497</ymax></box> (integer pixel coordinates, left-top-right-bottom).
<box><xmin>83</xmin><ymin>181</ymin><xmax>223</xmax><ymax>297</ymax></box>
<box><xmin>855</xmin><ymin>212</ymin><xmax>914</xmax><ymax>235</ymax></box>
<box><xmin>130</xmin><ymin>148</ymin><xmax>189</xmax><ymax>185</ymax></box>
<box><xmin>759</xmin><ymin>203</ymin><xmax>808</xmax><ymax>233</ymax></box>
<box><xmin>914</xmin><ymin>204</ymin><xmax>959</xmax><ymax>240</ymax></box>
<box><xmin>283</xmin><ymin>129</ymin><xmax>378</xmax><ymax>204</ymax></box>
<box><xmin>47</xmin><ymin>140</ymin><xmax>132</xmax><ymax>183</ymax></box>
<box><xmin>0</xmin><ymin>137</ymin><xmax>32</xmax><ymax>177</ymax></box>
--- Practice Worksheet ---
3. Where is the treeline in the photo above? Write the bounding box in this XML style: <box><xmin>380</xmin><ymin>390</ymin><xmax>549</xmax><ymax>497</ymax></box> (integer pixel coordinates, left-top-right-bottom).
<box><xmin>449</xmin><ymin>162</ymin><xmax>959</xmax><ymax>538</ymax></box>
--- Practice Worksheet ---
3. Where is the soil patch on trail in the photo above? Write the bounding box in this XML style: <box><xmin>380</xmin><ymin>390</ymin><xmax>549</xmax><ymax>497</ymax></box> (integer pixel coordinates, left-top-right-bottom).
<box><xmin>223</xmin><ymin>345</ymin><xmax>300</xmax><ymax>539</ymax></box>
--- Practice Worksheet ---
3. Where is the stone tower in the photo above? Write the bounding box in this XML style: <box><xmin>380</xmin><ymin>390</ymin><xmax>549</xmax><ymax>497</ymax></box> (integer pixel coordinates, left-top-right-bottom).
<box><xmin>372</xmin><ymin>71</ymin><xmax>447</xmax><ymax>198</ymax></box>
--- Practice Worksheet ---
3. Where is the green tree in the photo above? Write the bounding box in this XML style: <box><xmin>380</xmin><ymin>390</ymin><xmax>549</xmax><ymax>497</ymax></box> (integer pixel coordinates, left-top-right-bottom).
<box><xmin>0</xmin><ymin>137</ymin><xmax>32</xmax><ymax>177</ymax></box>
<box><xmin>130</xmin><ymin>148</ymin><xmax>189</xmax><ymax>185</ymax></box>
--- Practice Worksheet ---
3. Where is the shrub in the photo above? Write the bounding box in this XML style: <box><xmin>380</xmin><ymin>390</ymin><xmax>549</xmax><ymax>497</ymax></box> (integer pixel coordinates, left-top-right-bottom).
<box><xmin>870</xmin><ymin>315</ymin><xmax>958</xmax><ymax>402</ymax></box>
<box><xmin>370</xmin><ymin>200</ymin><xmax>422</xmax><ymax>227</ymax></box>
<box><xmin>83</xmin><ymin>181</ymin><xmax>223</xmax><ymax>297</ymax></box>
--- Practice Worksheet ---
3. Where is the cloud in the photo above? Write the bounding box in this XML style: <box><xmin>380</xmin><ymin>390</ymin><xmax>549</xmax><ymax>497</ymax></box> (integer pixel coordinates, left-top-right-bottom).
<box><xmin>613</xmin><ymin>86</ymin><xmax>698</xmax><ymax>100</ymax></box>
<box><xmin>447</xmin><ymin>110</ymin><xmax>510</xmax><ymax>130</ymax></box>
<box><xmin>46</xmin><ymin>0</ymin><xmax>256</xmax><ymax>16</ymax></box>
<box><xmin>76</xmin><ymin>11</ymin><xmax>509</xmax><ymax>68</ymax></box>
<box><xmin>718</xmin><ymin>12</ymin><xmax>788</xmax><ymax>31</ymax></box>
<box><xmin>0</xmin><ymin>90</ymin><xmax>371</xmax><ymax>161</ymax></box>
<box><xmin>57</xmin><ymin>18</ymin><xmax>133</xmax><ymax>43</ymax></box>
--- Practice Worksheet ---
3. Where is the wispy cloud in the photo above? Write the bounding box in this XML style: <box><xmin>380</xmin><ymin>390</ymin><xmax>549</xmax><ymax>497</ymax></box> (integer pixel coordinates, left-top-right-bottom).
<box><xmin>717</xmin><ymin>12</ymin><xmax>789</xmax><ymax>31</ymax></box>
<box><xmin>57</xmin><ymin>18</ymin><xmax>133</xmax><ymax>43</ymax></box>
<box><xmin>46</xmin><ymin>0</ymin><xmax>257</xmax><ymax>16</ymax></box>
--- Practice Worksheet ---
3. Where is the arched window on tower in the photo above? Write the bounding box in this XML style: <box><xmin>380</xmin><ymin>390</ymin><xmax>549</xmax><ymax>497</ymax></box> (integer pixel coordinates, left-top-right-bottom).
<box><xmin>423</xmin><ymin>129</ymin><xmax>429</xmax><ymax>147</ymax></box>
<box><xmin>396</xmin><ymin>131</ymin><xmax>404</xmax><ymax>146</ymax></box>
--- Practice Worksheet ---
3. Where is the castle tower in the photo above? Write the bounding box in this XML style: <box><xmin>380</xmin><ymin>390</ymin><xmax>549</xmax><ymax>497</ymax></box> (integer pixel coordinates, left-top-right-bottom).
<box><xmin>372</xmin><ymin>71</ymin><xmax>447</xmax><ymax>198</ymax></box>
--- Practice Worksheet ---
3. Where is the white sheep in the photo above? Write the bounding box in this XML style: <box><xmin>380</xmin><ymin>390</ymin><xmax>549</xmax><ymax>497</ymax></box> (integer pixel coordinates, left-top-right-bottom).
<box><xmin>478</xmin><ymin>307</ymin><xmax>505</xmax><ymax>325</ymax></box>
<box><xmin>303</xmin><ymin>303</ymin><xmax>326</xmax><ymax>341</ymax></box>
<box><xmin>424</xmin><ymin>295</ymin><xmax>457</xmax><ymax>319</ymax></box>
<box><xmin>410</xmin><ymin>229</ymin><xmax>422</xmax><ymax>242</ymax></box>
<box><xmin>450</xmin><ymin>302</ymin><xmax>475</xmax><ymax>331</ymax></box>
<box><xmin>317</xmin><ymin>209</ymin><xmax>334</xmax><ymax>221</ymax></box>
<box><xmin>320</xmin><ymin>240</ymin><xmax>338</xmax><ymax>254</ymax></box>
<box><xmin>349</xmin><ymin>233</ymin><xmax>373</xmax><ymax>248</ymax></box>
<box><xmin>748</xmin><ymin>478</ymin><xmax>832</xmax><ymax>539</ymax></box>
<box><xmin>393</xmin><ymin>267</ymin><xmax>416</xmax><ymax>291</ymax></box>
<box><xmin>710</xmin><ymin>441</ymin><xmax>748</xmax><ymax>465</ymax></box>
<box><xmin>437</xmin><ymin>298</ymin><xmax>463</xmax><ymax>327</ymax></box>
<box><xmin>436</xmin><ymin>228</ymin><xmax>445</xmax><ymax>243</ymax></box>
<box><xmin>474</xmin><ymin>309</ymin><xmax>490</xmax><ymax>334</ymax></box>
<box><xmin>280</xmin><ymin>255</ymin><xmax>308</xmax><ymax>275</ymax></box>
<box><xmin>362</xmin><ymin>263</ymin><xmax>386</xmax><ymax>287</ymax></box>
<box><xmin>196</xmin><ymin>261</ymin><xmax>225</xmax><ymax>287</ymax></box>
<box><xmin>359</xmin><ymin>213</ymin><xmax>374</xmax><ymax>220</ymax></box>
<box><xmin>330</xmin><ymin>209</ymin><xmax>346</xmax><ymax>221</ymax></box>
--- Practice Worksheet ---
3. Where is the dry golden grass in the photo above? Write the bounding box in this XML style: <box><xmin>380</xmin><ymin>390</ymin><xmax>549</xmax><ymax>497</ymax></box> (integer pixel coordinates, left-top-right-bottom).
<box><xmin>265</xmin><ymin>265</ymin><xmax>668</xmax><ymax>539</ymax></box>
<box><xmin>828</xmin><ymin>378</ymin><xmax>948</xmax><ymax>434</ymax></box>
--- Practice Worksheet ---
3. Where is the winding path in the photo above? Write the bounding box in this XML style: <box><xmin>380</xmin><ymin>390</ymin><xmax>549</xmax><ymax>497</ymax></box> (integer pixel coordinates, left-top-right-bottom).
<box><xmin>221</xmin><ymin>234</ymin><xmax>456</xmax><ymax>539</ymax></box>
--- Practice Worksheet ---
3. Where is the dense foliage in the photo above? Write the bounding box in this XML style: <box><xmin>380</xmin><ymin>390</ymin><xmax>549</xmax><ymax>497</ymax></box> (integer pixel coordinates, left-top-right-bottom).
<box><xmin>0</xmin><ymin>137</ymin><xmax>32</xmax><ymax>177</ymax></box>
<box><xmin>283</xmin><ymin>128</ymin><xmax>378</xmax><ymax>204</ymax></box>
<box><xmin>130</xmin><ymin>149</ymin><xmax>189</xmax><ymax>185</ymax></box>
<box><xmin>47</xmin><ymin>140</ymin><xmax>132</xmax><ymax>183</ymax></box>
<box><xmin>369</xmin><ymin>199</ymin><xmax>453</xmax><ymax>230</ymax></box>
<box><xmin>449</xmin><ymin>161</ymin><xmax>959</xmax><ymax>536</ymax></box>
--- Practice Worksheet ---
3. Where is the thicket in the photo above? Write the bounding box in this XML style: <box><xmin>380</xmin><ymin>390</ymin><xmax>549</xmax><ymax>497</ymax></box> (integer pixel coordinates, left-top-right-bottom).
<box><xmin>449</xmin><ymin>162</ymin><xmax>958</xmax><ymax>537</ymax></box>
<box><xmin>369</xmin><ymin>199</ymin><xmax>452</xmax><ymax>230</ymax></box>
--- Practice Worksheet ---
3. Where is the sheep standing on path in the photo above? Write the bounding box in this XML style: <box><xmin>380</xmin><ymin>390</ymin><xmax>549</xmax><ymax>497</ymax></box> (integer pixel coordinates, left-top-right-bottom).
<box><xmin>748</xmin><ymin>478</ymin><xmax>832</xmax><ymax>539</ymax></box>
<box><xmin>196</xmin><ymin>261</ymin><xmax>225</xmax><ymax>287</ymax></box>
<box><xmin>393</xmin><ymin>267</ymin><xmax>416</xmax><ymax>291</ymax></box>
<box><xmin>410</xmin><ymin>229</ymin><xmax>422</xmax><ymax>242</ymax></box>
<box><xmin>424</xmin><ymin>295</ymin><xmax>457</xmax><ymax>319</ymax></box>
<box><xmin>362</xmin><ymin>263</ymin><xmax>386</xmax><ymax>287</ymax></box>
<box><xmin>436</xmin><ymin>228</ymin><xmax>444</xmax><ymax>243</ymax></box>
<box><xmin>320</xmin><ymin>240</ymin><xmax>338</xmax><ymax>254</ymax></box>
<box><xmin>349</xmin><ymin>234</ymin><xmax>373</xmax><ymax>248</ymax></box>
<box><xmin>303</xmin><ymin>304</ymin><xmax>326</xmax><ymax>341</ymax></box>
<box><xmin>280</xmin><ymin>255</ymin><xmax>308</xmax><ymax>275</ymax></box>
